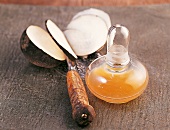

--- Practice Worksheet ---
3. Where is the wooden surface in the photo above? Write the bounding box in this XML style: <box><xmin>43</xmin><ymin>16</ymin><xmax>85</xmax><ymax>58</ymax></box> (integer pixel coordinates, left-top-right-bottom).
<box><xmin>0</xmin><ymin>0</ymin><xmax>170</xmax><ymax>6</ymax></box>
<box><xmin>0</xmin><ymin>4</ymin><xmax>170</xmax><ymax>130</ymax></box>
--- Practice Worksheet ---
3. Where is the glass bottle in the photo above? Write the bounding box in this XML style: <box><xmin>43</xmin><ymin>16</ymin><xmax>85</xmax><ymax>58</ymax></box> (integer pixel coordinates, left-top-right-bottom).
<box><xmin>85</xmin><ymin>24</ymin><xmax>149</xmax><ymax>103</ymax></box>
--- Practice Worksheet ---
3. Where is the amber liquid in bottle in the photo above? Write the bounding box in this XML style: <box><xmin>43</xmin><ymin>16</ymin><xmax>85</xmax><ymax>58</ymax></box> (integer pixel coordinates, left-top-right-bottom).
<box><xmin>86</xmin><ymin>57</ymin><xmax>149</xmax><ymax>103</ymax></box>
<box><xmin>85</xmin><ymin>25</ymin><xmax>149</xmax><ymax>103</ymax></box>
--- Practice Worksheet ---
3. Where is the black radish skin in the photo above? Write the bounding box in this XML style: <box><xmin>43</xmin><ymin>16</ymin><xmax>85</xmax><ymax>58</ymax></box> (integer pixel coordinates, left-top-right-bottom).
<box><xmin>45</xmin><ymin>20</ymin><xmax>76</xmax><ymax>61</ymax></box>
<box><xmin>20</xmin><ymin>30</ymin><xmax>62</xmax><ymax>68</ymax></box>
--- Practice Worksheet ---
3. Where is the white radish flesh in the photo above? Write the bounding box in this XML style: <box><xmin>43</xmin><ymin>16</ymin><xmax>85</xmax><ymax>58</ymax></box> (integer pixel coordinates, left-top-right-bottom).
<box><xmin>72</xmin><ymin>8</ymin><xmax>111</xmax><ymax>29</ymax></box>
<box><xmin>64</xmin><ymin>30</ymin><xmax>92</xmax><ymax>56</ymax></box>
<box><xmin>26</xmin><ymin>25</ymin><xmax>66</xmax><ymax>61</ymax></box>
<box><xmin>46</xmin><ymin>20</ymin><xmax>77</xmax><ymax>59</ymax></box>
<box><xmin>65</xmin><ymin>15</ymin><xmax>108</xmax><ymax>56</ymax></box>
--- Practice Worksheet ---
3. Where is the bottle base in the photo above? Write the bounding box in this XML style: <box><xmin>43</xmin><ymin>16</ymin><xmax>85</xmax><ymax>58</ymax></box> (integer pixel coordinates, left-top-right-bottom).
<box><xmin>88</xmin><ymin>86</ymin><xmax>146</xmax><ymax>104</ymax></box>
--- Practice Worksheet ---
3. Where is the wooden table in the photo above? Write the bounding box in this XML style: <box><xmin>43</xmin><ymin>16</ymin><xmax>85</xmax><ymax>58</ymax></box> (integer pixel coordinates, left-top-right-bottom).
<box><xmin>0</xmin><ymin>4</ymin><xmax>170</xmax><ymax>130</ymax></box>
<box><xmin>1</xmin><ymin>0</ymin><xmax>170</xmax><ymax>6</ymax></box>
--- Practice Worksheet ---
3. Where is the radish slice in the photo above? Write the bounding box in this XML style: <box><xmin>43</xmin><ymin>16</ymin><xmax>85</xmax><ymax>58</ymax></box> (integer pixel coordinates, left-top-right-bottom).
<box><xmin>64</xmin><ymin>30</ymin><xmax>91</xmax><ymax>56</ymax></box>
<box><xmin>26</xmin><ymin>25</ymin><xmax>66</xmax><ymax>61</ymax></box>
<box><xmin>46</xmin><ymin>20</ymin><xmax>77</xmax><ymax>59</ymax></box>
<box><xmin>65</xmin><ymin>15</ymin><xmax>108</xmax><ymax>56</ymax></box>
<box><xmin>72</xmin><ymin>8</ymin><xmax>111</xmax><ymax>29</ymax></box>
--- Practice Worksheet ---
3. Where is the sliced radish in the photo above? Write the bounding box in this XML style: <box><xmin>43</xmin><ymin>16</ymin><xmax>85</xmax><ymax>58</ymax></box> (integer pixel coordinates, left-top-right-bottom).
<box><xmin>26</xmin><ymin>25</ymin><xmax>66</xmax><ymax>61</ymax></box>
<box><xmin>72</xmin><ymin>8</ymin><xmax>111</xmax><ymax>29</ymax></box>
<box><xmin>64</xmin><ymin>15</ymin><xmax>108</xmax><ymax>56</ymax></box>
<box><xmin>46</xmin><ymin>20</ymin><xmax>77</xmax><ymax>60</ymax></box>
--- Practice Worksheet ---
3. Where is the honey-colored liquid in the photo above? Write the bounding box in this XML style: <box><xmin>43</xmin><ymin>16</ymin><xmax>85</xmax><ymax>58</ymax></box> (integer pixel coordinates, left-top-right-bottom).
<box><xmin>86</xmin><ymin>63</ymin><xmax>149</xmax><ymax>103</ymax></box>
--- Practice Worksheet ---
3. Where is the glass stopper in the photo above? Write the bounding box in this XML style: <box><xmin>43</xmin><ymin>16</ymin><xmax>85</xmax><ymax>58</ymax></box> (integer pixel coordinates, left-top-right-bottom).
<box><xmin>106</xmin><ymin>24</ymin><xmax>130</xmax><ymax>67</ymax></box>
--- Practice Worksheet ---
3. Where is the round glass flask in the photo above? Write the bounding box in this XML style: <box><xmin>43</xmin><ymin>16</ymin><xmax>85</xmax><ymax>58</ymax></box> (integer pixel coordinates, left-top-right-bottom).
<box><xmin>85</xmin><ymin>25</ymin><xmax>149</xmax><ymax>103</ymax></box>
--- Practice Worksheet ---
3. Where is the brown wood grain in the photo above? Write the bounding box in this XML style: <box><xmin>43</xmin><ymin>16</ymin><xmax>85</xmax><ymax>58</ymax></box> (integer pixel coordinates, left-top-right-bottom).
<box><xmin>67</xmin><ymin>70</ymin><xmax>95</xmax><ymax>126</ymax></box>
<box><xmin>0</xmin><ymin>0</ymin><xmax>170</xmax><ymax>6</ymax></box>
<box><xmin>0</xmin><ymin>3</ymin><xmax>170</xmax><ymax>130</ymax></box>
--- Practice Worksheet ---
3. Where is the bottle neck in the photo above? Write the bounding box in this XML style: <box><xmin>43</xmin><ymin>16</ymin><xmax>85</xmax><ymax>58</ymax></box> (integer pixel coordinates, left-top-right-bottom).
<box><xmin>106</xmin><ymin>24</ymin><xmax>130</xmax><ymax>71</ymax></box>
<box><xmin>106</xmin><ymin>44</ymin><xmax>130</xmax><ymax>69</ymax></box>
